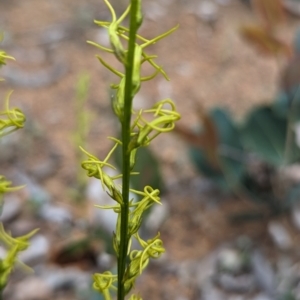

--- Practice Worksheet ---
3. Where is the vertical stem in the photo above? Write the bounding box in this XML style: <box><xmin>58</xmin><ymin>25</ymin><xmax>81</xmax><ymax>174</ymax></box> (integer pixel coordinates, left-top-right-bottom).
<box><xmin>118</xmin><ymin>1</ymin><xmax>139</xmax><ymax>299</ymax></box>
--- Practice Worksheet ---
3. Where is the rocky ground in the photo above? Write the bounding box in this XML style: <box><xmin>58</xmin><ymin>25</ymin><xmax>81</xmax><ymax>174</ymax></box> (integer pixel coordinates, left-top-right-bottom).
<box><xmin>1</xmin><ymin>0</ymin><xmax>300</xmax><ymax>299</ymax></box>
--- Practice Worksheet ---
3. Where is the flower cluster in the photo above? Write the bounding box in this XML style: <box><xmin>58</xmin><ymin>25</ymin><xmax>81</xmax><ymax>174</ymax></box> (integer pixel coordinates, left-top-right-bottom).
<box><xmin>81</xmin><ymin>1</ymin><xmax>180</xmax><ymax>299</ymax></box>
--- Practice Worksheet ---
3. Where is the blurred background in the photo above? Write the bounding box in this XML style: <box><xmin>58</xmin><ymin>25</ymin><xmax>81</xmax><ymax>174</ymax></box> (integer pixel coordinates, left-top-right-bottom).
<box><xmin>1</xmin><ymin>0</ymin><xmax>300</xmax><ymax>299</ymax></box>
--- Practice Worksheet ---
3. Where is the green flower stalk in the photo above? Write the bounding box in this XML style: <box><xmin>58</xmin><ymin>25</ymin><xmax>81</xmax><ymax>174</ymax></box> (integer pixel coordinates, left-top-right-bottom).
<box><xmin>81</xmin><ymin>0</ymin><xmax>180</xmax><ymax>299</ymax></box>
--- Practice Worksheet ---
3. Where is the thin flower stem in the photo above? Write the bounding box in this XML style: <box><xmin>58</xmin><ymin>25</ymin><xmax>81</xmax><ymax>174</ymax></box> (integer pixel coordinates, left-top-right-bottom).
<box><xmin>118</xmin><ymin>1</ymin><xmax>139</xmax><ymax>299</ymax></box>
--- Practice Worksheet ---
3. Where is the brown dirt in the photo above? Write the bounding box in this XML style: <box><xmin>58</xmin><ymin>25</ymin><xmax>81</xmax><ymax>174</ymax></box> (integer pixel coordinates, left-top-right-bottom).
<box><xmin>1</xmin><ymin>0</ymin><xmax>300</xmax><ymax>299</ymax></box>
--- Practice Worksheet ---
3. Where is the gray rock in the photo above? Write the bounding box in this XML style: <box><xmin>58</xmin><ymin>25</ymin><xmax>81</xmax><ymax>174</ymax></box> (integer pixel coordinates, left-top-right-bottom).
<box><xmin>251</xmin><ymin>250</ymin><xmax>277</xmax><ymax>296</ymax></box>
<box><xmin>97</xmin><ymin>252</ymin><xmax>114</xmax><ymax>270</ymax></box>
<box><xmin>94</xmin><ymin>28</ymin><xmax>110</xmax><ymax>48</ymax></box>
<box><xmin>175</xmin><ymin>61</ymin><xmax>193</xmax><ymax>77</ymax></box>
<box><xmin>86</xmin><ymin>177</ymin><xmax>118</xmax><ymax>233</ymax></box>
<box><xmin>13</xmin><ymin>277</ymin><xmax>52</xmax><ymax>300</ymax></box>
<box><xmin>216</xmin><ymin>248</ymin><xmax>245</xmax><ymax>275</ymax></box>
<box><xmin>86</xmin><ymin>175</ymin><xmax>137</xmax><ymax>233</ymax></box>
<box><xmin>19</xmin><ymin>234</ymin><xmax>50</xmax><ymax>265</ymax></box>
<box><xmin>39</xmin><ymin>203</ymin><xmax>72</xmax><ymax>225</ymax></box>
<box><xmin>201</xmin><ymin>281</ymin><xmax>225</xmax><ymax>300</ymax></box>
<box><xmin>132</xmin><ymin>93</ymin><xmax>149</xmax><ymax>111</ymax></box>
<box><xmin>40</xmin><ymin>266</ymin><xmax>91</xmax><ymax>291</ymax></box>
<box><xmin>215</xmin><ymin>0</ymin><xmax>232</xmax><ymax>5</ymax></box>
<box><xmin>177</xmin><ymin>260</ymin><xmax>197</xmax><ymax>286</ymax></box>
<box><xmin>292</xmin><ymin>207</ymin><xmax>300</xmax><ymax>231</ymax></box>
<box><xmin>251</xmin><ymin>293</ymin><xmax>274</xmax><ymax>300</ymax></box>
<box><xmin>196</xmin><ymin>251</ymin><xmax>218</xmax><ymax>285</ymax></box>
<box><xmin>14</xmin><ymin>172</ymin><xmax>51</xmax><ymax>207</ymax></box>
<box><xmin>283</xmin><ymin>0</ymin><xmax>300</xmax><ymax>18</ymax></box>
<box><xmin>268</xmin><ymin>221</ymin><xmax>293</xmax><ymax>251</ymax></box>
<box><xmin>157</xmin><ymin>79</ymin><xmax>173</xmax><ymax>99</ymax></box>
<box><xmin>0</xmin><ymin>194</ymin><xmax>22</xmax><ymax>223</ymax></box>
<box><xmin>280</xmin><ymin>164</ymin><xmax>300</xmax><ymax>183</ymax></box>
<box><xmin>196</xmin><ymin>1</ymin><xmax>219</xmax><ymax>23</ymax></box>
<box><xmin>145</xmin><ymin>200</ymin><xmax>169</xmax><ymax>233</ymax></box>
<box><xmin>29</xmin><ymin>151</ymin><xmax>61</xmax><ymax>180</ymax></box>
<box><xmin>10</xmin><ymin>219</ymin><xmax>39</xmax><ymax>236</ymax></box>
<box><xmin>144</xmin><ymin>2</ymin><xmax>167</xmax><ymax>21</ymax></box>
<box><xmin>0</xmin><ymin>246</ymin><xmax>7</xmax><ymax>260</ymax></box>
<box><xmin>213</xmin><ymin>273</ymin><xmax>257</xmax><ymax>293</ymax></box>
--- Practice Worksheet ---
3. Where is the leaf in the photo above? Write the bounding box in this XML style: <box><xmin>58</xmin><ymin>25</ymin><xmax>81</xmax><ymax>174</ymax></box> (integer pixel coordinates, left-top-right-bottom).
<box><xmin>285</xmin><ymin>184</ymin><xmax>300</xmax><ymax>207</ymax></box>
<box><xmin>211</xmin><ymin>108</ymin><xmax>246</xmax><ymax>189</ymax></box>
<box><xmin>176</xmin><ymin>108</ymin><xmax>246</xmax><ymax>191</ymax></box>
<box><xmin>240</xmin><ymin>105</ymin><xmax>300</xmax><ymax>166</ymax></box>
<box><xmin>240</xmin><ymin>25</ymin><xmax>291</xmax><ymax>57</ymax></box>
<box><xmin>252</xmin><ymin>0</ymin><xmax>285</xmax><ymax>30</ymax></box>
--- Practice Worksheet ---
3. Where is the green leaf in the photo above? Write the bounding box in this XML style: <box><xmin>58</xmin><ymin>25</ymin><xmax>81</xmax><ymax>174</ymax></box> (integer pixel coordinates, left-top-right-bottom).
<box><xmin>240</xmin><ymin>105</ymin><xmax>300</xmax><ymax>166</ymax></box>
<box><xmin>285</xmin><ymin>184</ymin><xmax>300</xmax><ymax>208</ymax></box>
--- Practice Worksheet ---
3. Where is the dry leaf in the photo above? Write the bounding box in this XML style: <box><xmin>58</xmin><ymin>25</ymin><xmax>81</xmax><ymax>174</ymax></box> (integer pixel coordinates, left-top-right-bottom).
<box><xmin>240</xmin><ymin>25</ymin><xmax>291</xmax><ymax>57</ymax></box>
<box><xmin>175</xmin><ymin>107</ymin><xmax>220</xmax><ymax>168</ymax></box>
<box><xmin>252</xmin><ymin>0</ymin><xmax>285</xmax><ymax>30</ymax></box>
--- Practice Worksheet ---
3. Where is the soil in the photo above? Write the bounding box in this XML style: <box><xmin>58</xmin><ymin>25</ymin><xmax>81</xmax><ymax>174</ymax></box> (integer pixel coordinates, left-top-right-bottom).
<box><xmin>1</xmin><ymin>0</ymin><xmax>300</xmax><ymax>299</ymax></box>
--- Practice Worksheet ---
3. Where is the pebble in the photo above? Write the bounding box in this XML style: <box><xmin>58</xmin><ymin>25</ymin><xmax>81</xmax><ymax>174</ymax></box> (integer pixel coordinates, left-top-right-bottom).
<box><xmin>292</xmin><ymin>207</ymin><xmax>300</xmax><ymax>231</ymax></box>
<box><xmin>216</xmin><ymin>248</ymin><xmax>245</xmax><ymax>275</ymax></box>
<box><xmin>251</xmin><ymin>250</ymin><xmax>276</xmax><ymax>296</ymax></box>
<box><xmin>295</xmin><ymin>122</ymin><xmax>300</xmax><ymax>147</ymax></box>
<box><xmin>201</xmin><ymin>281</ymin><xmax>225</xmax><ymax>300</ymax></box>
<box><xmin>196</xmin><ymin>251</ymin><xmax>218</xmax><ymax>285</ymax></box>
<box><xmin>144</xmin><ymin>2</ymin><xmax>167</xmax><ymax>21</ymax></box>
<box><xmin>94</xmin><ymin>28</ymin><xmax>110</xmax><ymax>48</ymax></box>
<box><xmin>86</xmin><ymin>175</ymin><xmax>137</xmax><ymax>233</ymax></box>
<box><xmin>12</xmin><ymin>277</ymin><xmax>52</xmax><ymax>300</ymax></box>
<box><xmin>175</xmin><ymin>61</ymin><xmax>194</xmax><ymax>77</ymax></box>
<box><xmin>280</xmin><ymin>164</ymin><xmax>300</xmax><ymax>183</ymax></box>
<box><xmin>0</xmin><ymin>194</ymin><xmax>22</xmax><ymax>223</ymax></box>
<box><xmin>15</xmin><ymin>172</ymin><xmax>51</xmax><ymax>207</ymax></box>
<box><xmin>19</xmin><ymin>234</ymin><xmax>50</xmax><ymax>266</ymax></box>
<box><xmin>97</xmin><ymin>252</ymin><xmax>114</xmax><ymax>270</ymax></box>
<box><xmin>215</xmin><ymin>0</ymin><xmax>232</xmax><ymax>5</ymax></box>
<box><xmin>283</xmin><ymin>0</ymin><xmax>300</xmax><ymax>18</ymax></box>
<box><xmin>132</xmin><ymin>93</ymin><xmax>150</xmax><ymax>111</ymax></box>
<box><xmin>10</xmin><ymin>219</ymin><xmax>39</xmax><ymax>236</ymax></box>
<box><xmin>213</xmin><ymin>273</ymin><xmax>257</xmax><ymax>293</ymax></box>
<box><xmin>40</xmin><ymin>266</ymin><xmax>91</xmax><ymax>291</ymax></box>
<box><xmin>29</xmin><ymin>150</ymin><xmax>60</xmax><ymax>180</ymax></box>
<box><xmin>177</xmin><ymin>260</ymin><xmax>197</xmax><ymax>286</ymax></box>
<box><xmin>86</xmin><ymin>177</ymin><xmax>118</xmax><ymax>233</ymax></box>
<box><xmin>157</xmin><ymin>79</ymin><xmax>173</xmax><ymax>100</ymax></box>
<box><xmin>145</xmin><ymin>200</ymin><xmax>169</xmax><ymax>233</ymax></box>
<box><xmin>39</xmin><ymin>203</ymin><xmax>72</xmax><ymax>225</ymax></box>
<box><xmin>251</xmin><ymin>293</ymin><xmax>274</xmax><ymax>300</ymax></box>
<box><xmin>196</xmin><ymin>1</ymin><xmax>219</xmax><ymax>24</ymax></box>
<box><xmin>0</xmin><ymin>246</ymin><xmax>7</xmax><ymax>260</ymax></box>
<box><xmin>268</xmin><ymin>221</ymin><xmax>293</xmax><ymax>251</ymax></box>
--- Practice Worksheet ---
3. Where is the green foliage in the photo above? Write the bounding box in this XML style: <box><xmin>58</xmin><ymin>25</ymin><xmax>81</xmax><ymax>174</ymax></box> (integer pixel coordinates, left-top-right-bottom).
<box><xmin>81</xmin><ymin>1</ymin><xmax>180</xmax><ymax>299</ymax></box>
<box><xmin>240</xmin><ymin>105</ymin><xmax>300</xmax><ymax>166</ymax></box>
<box><xmin>180</xmin><ymin>102</ymin><xmax>300</xmax><ymax>216</ymax></box>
